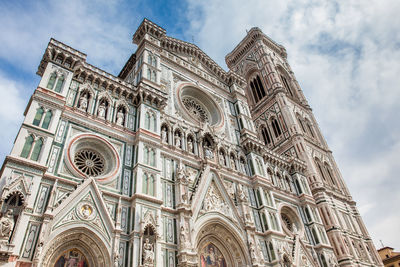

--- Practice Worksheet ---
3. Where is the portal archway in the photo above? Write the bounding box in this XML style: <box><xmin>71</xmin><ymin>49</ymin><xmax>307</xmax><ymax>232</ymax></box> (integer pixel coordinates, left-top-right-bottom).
<box><xmin>195</xmin><ymin>219</ymin><xmax>250</xmax><ymax>267</ymax></box>
<box><xmin>41</xmin><ymin>228</ymin><xmax>111</xmax><ymax>267</ymax></box>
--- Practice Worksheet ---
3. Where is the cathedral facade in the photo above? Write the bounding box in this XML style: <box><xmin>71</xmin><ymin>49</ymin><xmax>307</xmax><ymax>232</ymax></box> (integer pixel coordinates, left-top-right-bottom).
<box><xmin>0</xmin><ymin>19</ymin><xmax>383</xmax><ymax>267</ymax></box>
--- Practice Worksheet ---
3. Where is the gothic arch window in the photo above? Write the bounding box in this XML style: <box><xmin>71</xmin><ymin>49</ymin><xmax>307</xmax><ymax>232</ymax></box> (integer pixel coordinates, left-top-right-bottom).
<box><xmin>324</xmin><ymin>163</ymin><xmax>336</xmax><ymax>186</ymax></box>
<box><xmin>271</xmin><ymin>117</ymin><xmax>282</xmax><ymax>138</ymax></box>
<box><xmin>47</xmin><ymin>72</ymin><xmax>57</xmax><ymax>89</ymax></box>
<box><xmin>20</xmin><ymin>135</ymin><xmax>34</xmax><ymax>159</ymax></box>
<box><xmin>320</xmin><ymin>254</ymin><xmax>328</xmax><ymax>267</ymax></box>
<box><xmin>33</xmin><ymin>107</ymin><xmax>44</xmax><ymax>126</ymax></box>
<box><xmin>145</xmin><ymin>111</ymin><xmax>156</xmax><ymax>131</ymax></box>
<box><xmin>297</xmin><ymin>115</ymin><xmax>306</xmax><ymax>133</ymax></box>
<box><xmin>143</xmin><ymin>173</ymin><xmax>155</xmax><ymax>196</ymax></box>
<box><xmin>312</xmin><ymin>227</ymin><xmax>320</xmax><ymax>244</ymax></box>
<box><xmin>295</xmin><ymin>178</ymin><xmax>303</xmax><ymax>194</ymax></box>
<box><xmin>249</xmin><ymin>75</ymin><xmax>267</xmax><ymax>104</ymax></box>
<box><xmin>144</xmin><ymin>146</ymin><xmax>156</xmax><ymax>167</ymax></box>
<box><xmin>255</xmin><ymin>158</ymin><xmax>264</xmax><ymax>176</ymax></box>
<box><xmin>30</xmin><ymin>137</ymin><xmax>43</xmax><ymax>161</ymax></box>
<box><xmin>147</xmin><ymin>53</ymin><xmax>157</xmax><ymax>67</ymax></box>
<box><xmin>54</xmin><ymin>75</ymin><xmax>65</xmax><ymax>93</ymax></box>
<box><xmin>315</xmin><ymin>159</ymin><xmax>327</xmax><ymax>182</ymax></box>
<box><xmin>261</xmin><ymin>125</ymin><xmax>272</xmax><ymax>145</ymax></box>
<box><xmin>42</xmin><ymin>110</ymin><xmax>53</xmax><ymax>129</ymax></box>
<box><xmin>268</xmin><ymin>242</ymin><xmax>276</xmax><ymax>261</ymax></box>
<box><xmin>305</xmin><ymin>119</ymin><xmax>315</xmax><ymax>138</ymax></box>
<box><xmin>280</xmin><ymin>74</ymin><xmax>294</xmax><ymax>97</ymax></box>
<box><xmin>305</xmin><ymin>207</ymin><xmax>312</xmax><ymax>222</ymax></box>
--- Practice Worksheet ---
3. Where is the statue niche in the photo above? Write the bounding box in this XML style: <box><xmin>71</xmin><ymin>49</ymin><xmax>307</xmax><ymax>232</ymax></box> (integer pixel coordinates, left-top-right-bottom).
<box><xmin>142</xmin><ymin>225</ymin><xmax>156</xmax><ymax>267</ymax></box>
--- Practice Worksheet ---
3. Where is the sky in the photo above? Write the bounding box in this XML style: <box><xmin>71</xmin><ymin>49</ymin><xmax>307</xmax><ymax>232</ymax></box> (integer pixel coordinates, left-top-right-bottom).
<box><xmin>1</xmin><ymin>0</ymin><xmax>399</xmax><ymax>251</ymax></box>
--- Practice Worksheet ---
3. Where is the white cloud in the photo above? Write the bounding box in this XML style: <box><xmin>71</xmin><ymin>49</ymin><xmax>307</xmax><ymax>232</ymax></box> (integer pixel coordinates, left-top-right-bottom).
<box><xmin>0</xmin><ymin>0</ymin><xmax>137</xmax><ymax>75</ymax></box>
<box><xmin>185</xmin><ymin>0</ymin><xmax>400</xmax><ymax>250</ymax></box>
<box><xmin>0</xmin><ymin>72</ymin><xmax>26</xmax><ymax>161</ymax></box>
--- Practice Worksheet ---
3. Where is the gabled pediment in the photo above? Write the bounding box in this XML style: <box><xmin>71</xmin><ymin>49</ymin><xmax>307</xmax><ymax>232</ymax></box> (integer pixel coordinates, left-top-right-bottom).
<box><xmin>192</xmin><ymin>167</ymin><xmax>244</xmax><ymax>228</ymax></box>
<box><xmin>1</xmin><ymin>174</ymin><xmax>31</xmax><ymax>203</ymax></box>
<box><xmin>50</xmin><ymin>177</ymin><xmax>115</xmax><ymax>245</ymax></box>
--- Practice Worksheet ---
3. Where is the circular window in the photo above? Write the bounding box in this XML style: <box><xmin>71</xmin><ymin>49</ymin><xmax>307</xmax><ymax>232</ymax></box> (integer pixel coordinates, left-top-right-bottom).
<box><xmin>74</xmin><ymin>149</ymin><xmax>105</xmax><ymax>177</ymax></box>
<box><xmin>280</xmin><ymin>206</ymin><xmax>303</xmax><ymax>235</ymax></box>
<box><xmin>177</xmin><ymin>85</ymin><xmax>223</xmax><ymax>127</ymax></box>
<box><xmin>281</xmin><ymin>214</ymin><xmax>293</xmax><ymax>232</ymax></box>
<box><xmin>182</xmin><ymin>96</ymin><xmax>210</xmax><ymax>124</ymax></box>
<box><xmin>65</xmin><ymin>133</ymin><xmax>120</xmax><ymax>182</ymax></box>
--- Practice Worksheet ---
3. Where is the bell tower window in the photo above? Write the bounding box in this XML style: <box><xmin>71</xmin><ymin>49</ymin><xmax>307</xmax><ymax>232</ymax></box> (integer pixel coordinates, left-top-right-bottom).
<box><xmin>249</xmin><ymin>75</ymin><xmax>266</xmax><ymax>103</ymax></box>
<box><xmin>261</xmin><ymin>126</ymin><xmax>272</xmax><ymax>145</ymax></box>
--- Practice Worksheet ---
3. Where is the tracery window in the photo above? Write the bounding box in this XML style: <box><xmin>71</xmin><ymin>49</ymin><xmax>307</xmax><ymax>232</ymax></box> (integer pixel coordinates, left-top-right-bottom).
<box><xmin>42</xmin><ymin>110</ymin><xmax>52</xmax><ymax>129</ymax></box>
<box><xmin>143</xmin><ymin>173</ymin><xmax>155</xmax><ymax>196</ymax></box>
<box><xmin>268</xmin><ymin>242</ymin><xmax>276</xmax><ymax>261</ymax></box>
<box><xmin>271</xmin><ymin>118</ymin><xmax>282</xmax><ymax>137</ymax></box>
<box><xmin>182</xmin><ymin>96</ymin><xmax>210</xmax><ymax>124</ymax></box>
<box><xmin>280</xmin><ymin>75</ymin><xmax>294</xmax><ymax>97</ymax></box>
<box><xmin>249</xmin><ymin>75</ymin><xmax>266</xmax><ymax>103</ymax></box>
<box><xmin>20</xmin><ymin>135</ymin><xmax>44</xmax><ymax>161</ymax></box>
<box><xmin>21</xmin><ymin>135</ymin><xmax>34</xmax><ymax>159</ymax></box>
<box><xmin>74</xmin><ymin>149</ymin><xmax>105</xmax><ymax>177</ymax></box>
<box><xmin>33</xmin><ymin>107</ymin><xmax>53</xmax><ymax>129</ymax></box>
<box><xmin>30</xmin><ymin>138</ymin><xmax>43</xmax><ymax>161</ymax></box>
<box><xmin>144</xmin><ymin>146</ymin><xmax>156</xmax><ymax>167</ymax></box>
<box><xmin>46</xmin><ymin>72</ymin><xmax>65</xmax><ymax>93</ymax></box>
<box><xmin>33</xmin><ymin>107</ymin><xmax>44</xmax><ymax>126</ymax></box>
<box><xmin>261</xmin><ymin>125</ymin><xmax>272</xmax><ymax>145</ymax></box>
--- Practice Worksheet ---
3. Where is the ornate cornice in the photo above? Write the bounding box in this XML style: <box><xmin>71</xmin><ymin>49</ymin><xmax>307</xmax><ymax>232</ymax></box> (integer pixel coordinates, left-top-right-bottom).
<box><xmin>225</xmin><ymin>27</ymin><xmax>287</xmax><ymax>69</ymax></box>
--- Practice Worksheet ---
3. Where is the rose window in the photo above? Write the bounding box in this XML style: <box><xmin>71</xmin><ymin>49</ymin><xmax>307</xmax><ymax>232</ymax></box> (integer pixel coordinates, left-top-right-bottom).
<box><xmin>74</xmin><ymin>149</ymin><xmax>105</xmax><ymax>177</ymax></box>
<box><xmin>182</xmin><ymin>96</ymin><xmax>210</xmax><ymax>123</ymax></box>
<box><xmin>177</xmin><ymin>85</ymin><xmax>223</xmax><ymax>127</ymax></box>
<box><xmin>65</xmin><ymin>133</ymin><xmax>121</xmax><ymax>183</ymax></box>
<box><xmin>281</xmin><ymin>213</ymin><xmax>293</xmax><ymax>232</ymax></box>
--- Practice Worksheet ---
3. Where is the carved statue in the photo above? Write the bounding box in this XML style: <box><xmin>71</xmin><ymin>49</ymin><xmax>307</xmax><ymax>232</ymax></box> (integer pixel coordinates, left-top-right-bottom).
<box><xmin>161</xmin><ymin>127</ymin><xmax>168</xmax><ymax>143</ymax></box>
<box><xmin>143</xmin><ymin>238</ymin><xmax>154</xmax><ymax>265</ymax></box>
<box><xmin>187</xmin><ymin>138</ymin><xmax>193</xmax><ymax>153</ymax></box>
<box><xmin>114</xmin><ymin>248</ymin><xmax>120</xmax><ymax>267</ymax></box>
<box><xmin>116</xmin><ymin>109</ymin><xmax>125</xmax><ymax>126</ymax></box>
<box><xmin>230</xmin><ymin>156</ymin><xmax>236</xmax><ymax>170</ymax></box>
<box><xmin>97</xmin><ymin>102</ymin><xmax>106</xmax><ymax>119</ymax></box>
<box><xmin>0</xmin><ymin>210</ymin><xmax>14</xmax><ymax>240</ymax></box>
<box><xmin>219</xmin><ymin>151</ymin><xmax>225</xmax><ymax>166</ymax></box>
<box><xmin>179</xmin><ymin>225</ymin><xmax>187</xmax><ymax>248</ymax></box>
<box><xmin>34</xmin><ymin>242</ymin><xmax>43</xmax><ymax>260</ymax></box>
<box><xmin>237</xmin><ymin>184</ymin><xmax>248</xmax><ymax>202</ymax></box>
<box><xmin>204</xmin><ymin>146</ymin><xmax>213</xmax><ymax>159</ymax></box>
<box><xmin>78</xmin><ymin>93</ymin><xmax>88</xmax><ymax>111</ymax></box>
<box><xmin>174</xmin><ymin>133</ymin><xmax>181</xmax><ymax>148</ymax></box>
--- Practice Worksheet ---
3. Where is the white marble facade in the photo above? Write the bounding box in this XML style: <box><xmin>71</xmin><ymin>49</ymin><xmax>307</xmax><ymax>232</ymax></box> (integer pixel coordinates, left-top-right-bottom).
<box><xmin>0</xmin><ymin>19</ymin><xmax>383</xmax><ymax>267</ymax></box>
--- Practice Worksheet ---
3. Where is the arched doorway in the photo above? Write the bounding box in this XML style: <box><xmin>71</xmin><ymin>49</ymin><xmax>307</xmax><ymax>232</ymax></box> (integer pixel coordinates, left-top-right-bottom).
<box><xmin>41</xmin><ymin>228</ymin><xmax>111</xmax><ymax>267</ymax></box>
<box><xmin>195</xmin><ymin>221</ymin><xmax>250</xmax><ymax>267</ymax></box>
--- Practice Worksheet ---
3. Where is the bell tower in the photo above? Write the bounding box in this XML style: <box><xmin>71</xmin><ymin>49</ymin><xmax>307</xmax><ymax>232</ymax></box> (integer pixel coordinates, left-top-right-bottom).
<box><xmin>226</xmin><ymin>27</ymin><xmax>383</xmax><ymax>267</ymax></box>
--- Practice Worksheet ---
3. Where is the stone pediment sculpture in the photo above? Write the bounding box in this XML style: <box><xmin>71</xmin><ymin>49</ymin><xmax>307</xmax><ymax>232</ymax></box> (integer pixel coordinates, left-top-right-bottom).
<box><xmin>50</xmin><ymin>177</ymin><xmax>115</xmax><ymax>245</ymax></box>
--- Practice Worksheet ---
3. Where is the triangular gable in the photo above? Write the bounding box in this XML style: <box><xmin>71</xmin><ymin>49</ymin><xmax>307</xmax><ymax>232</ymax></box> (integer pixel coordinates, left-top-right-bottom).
<box><xmin>1</xmin><ymin>174</ymin><xmax>31</xmax><ymax>202</ymax></box>
<box><xmin>192</xmin><ymin>167</ymin><xmax>244</xmax><ymax>229</ymax></box>
<box><xmin>295</xmin><ymin>240</ymin><xmax>319</xmax><ymax>267</ymax></box>
<box><xmin>49</xmin><ymin>177</ymin><xmax>115</xmax><ymax>245</ymax></box>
